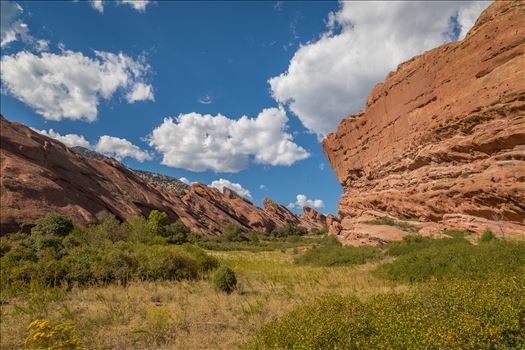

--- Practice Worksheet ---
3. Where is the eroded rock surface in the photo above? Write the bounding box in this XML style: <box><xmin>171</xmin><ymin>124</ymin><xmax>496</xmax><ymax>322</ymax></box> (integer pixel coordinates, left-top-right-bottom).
<box><xmin>323</xmin><ymin>1</ymin><xmax>525</xmax><ymax>244</ymax></box>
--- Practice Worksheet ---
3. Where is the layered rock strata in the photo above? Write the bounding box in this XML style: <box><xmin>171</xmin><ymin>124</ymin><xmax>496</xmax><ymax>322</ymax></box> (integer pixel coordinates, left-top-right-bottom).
<box><xmin>323</xmin><ymin>1</ymin><xmax>525</xmax><ymax>244</ymax></box>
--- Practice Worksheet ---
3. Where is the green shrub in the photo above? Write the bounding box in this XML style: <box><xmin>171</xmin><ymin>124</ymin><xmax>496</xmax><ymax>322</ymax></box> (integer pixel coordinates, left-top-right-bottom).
<box><xmin>295</xmin><ymin>244</ymin><xmax>382</xmax><ymax>267</ymax></box>
<box><xmin>480</xmin><ymin>229</ymin><xmax>497</xmax><ymax>242</ymax></box>
<box><xmin>376</xmin><ymin>240</ymin><xmax>525</xmax><ymax>283</ymax></box>
<box><xmin>270</xmin><ymin>224</ymin><xmax>307</xmax><ymax>238</ymax></box>
<box><xmin>165</xmin><ymin>220</ymin><xmax>190</xmax><ymax>244</ymax></box>
<box><xmin>212</xmin><ymin>266</ymin><xmax>237</xmax><ymax>293</ymax></box>
<box><xmin>0</xmin><ymin>215</ymin><xmax>220</xmax><ymax>294</ymax></box>
<box><xmin>247</xmin><ymin>275</ymin><xmax>525</xmax><ymax>349</ymax></box>
<box><xmin>385</xmin><ymin>234</ymin><xmax>469</xmax><ymax>256</ymax></box>
<box><xmin>147</xmin><ymin>210</ymin><xmax>169</xmax><ymax>237</ymax></box>
<box><xmin>31</xmin><ymin>213</ymin><xmax>74</xmax><ymax>237</ymax></box>
<box><xmin>222</xmin><ymin>223</ymin><xmax>248</xmax><ymax>242</ymax></box>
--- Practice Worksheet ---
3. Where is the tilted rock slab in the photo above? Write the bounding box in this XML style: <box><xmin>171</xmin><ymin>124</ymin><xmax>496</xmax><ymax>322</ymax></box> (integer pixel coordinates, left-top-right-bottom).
<box><xmin>323</xmin><ymin>1</ymin><xmax>525</xmax><ymax>243</ymax></box>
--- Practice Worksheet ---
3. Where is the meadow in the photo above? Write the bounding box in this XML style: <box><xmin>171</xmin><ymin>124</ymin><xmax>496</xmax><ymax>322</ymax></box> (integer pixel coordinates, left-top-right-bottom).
<box><xmin>1</xmin><ymin>212</ymin><xmax>524</xmax><ymax>349</ymax></box>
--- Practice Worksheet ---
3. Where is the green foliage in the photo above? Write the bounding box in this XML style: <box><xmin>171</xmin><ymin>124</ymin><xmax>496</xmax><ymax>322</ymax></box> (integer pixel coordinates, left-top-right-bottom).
<box><xmin>222</xmin><ymin>223</ymin><xmax>248</xmax><ymax>242</ymax></box>
<box><xmin>385</xmin><ymin>234</ymin><xmax>469</xmax><ymax>256</ymax></box>
<box><xmin>31</xmin><ymin>213</ymin><xmax>74</xmax><ymax>237</ymax></box>
<box><xmin>480</xmin><ymin>229</ymin><xmax>497</xmax><ymax>242</ymax></box>
<box><xmin>270</xmin><ymin>224</ymin><xmax>307</xmax><ymax>238</ymax></box>
<box><xmin>147</xmin><ymin>210</ymin><xmax>169</xmax><ymax>237</ymax></box>
<box><xmin>0</xmin><ymin>215</ymin><xmax>220</xmax><ymax>295</ymax></box>
<box><xmin>165</xmin><ymin>220</ymin><xmax>190</xmax><ymax>244</ymax></box>
<box><xmin>295</xmin><ymin>244</ymin><xmax>381</xmax><ymax>267</ymax></box>
<box><xmin>375</xmin><ymin>240</ymin><xmax>525</xmax><ymax>283</ymax></box>
<box><xmin>248</xmin><ymin>275</ymin><xmax>525</xmax><ymax>349</ymax></box>
<box><xmin>212</xmin><ymin>266</ymin><xmax>237</xmax><ymax>293</ymax></box>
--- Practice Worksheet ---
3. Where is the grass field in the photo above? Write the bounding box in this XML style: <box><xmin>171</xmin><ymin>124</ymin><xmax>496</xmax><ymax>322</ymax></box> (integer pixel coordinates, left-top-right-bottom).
<box><xmin>1</xmin><ymin>245</ymin><xmax>405</xmax><ymax>349</ymax></box>
<box><xmin>2</xmin><ymin>218</ymin><xmax>524</xmax><ymax>349</ymax></box>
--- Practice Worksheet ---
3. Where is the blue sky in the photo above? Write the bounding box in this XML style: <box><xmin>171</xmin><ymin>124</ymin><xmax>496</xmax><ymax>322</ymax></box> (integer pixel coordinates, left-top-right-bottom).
<box><xmin>0</xmin><ymin>0</ymin><xmax>490</xmax><ymax>215</ymax></box>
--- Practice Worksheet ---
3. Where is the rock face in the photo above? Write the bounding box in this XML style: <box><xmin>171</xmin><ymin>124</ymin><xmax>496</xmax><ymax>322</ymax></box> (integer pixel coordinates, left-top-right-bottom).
<box><xmin>0</xmin><ymin>115</ymin><xmax>327</xmax><ymax>234</ymax></box>
<box><xmin>0</xmin><ymin>116</ymin><xmax>182</xmax><ymax>233</ymax></box>
<box><xmin>323</xmin><ymin>1</ymin><xmax>525</xmax><ymax>244</ymax></box>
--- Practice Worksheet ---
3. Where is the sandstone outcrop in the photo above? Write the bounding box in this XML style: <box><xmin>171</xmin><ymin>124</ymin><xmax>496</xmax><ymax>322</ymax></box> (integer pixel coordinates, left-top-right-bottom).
<box><xmin>0</xmin><ymin>116</ymin><xmax>181</xmax><ymax>233</ymax></box>
<box><xmin>323</xmin><ymin>1</ymin><xmax>525</xmax><ymax>244</ymax></box>
<box><xmin>0</xmin><ymin>116</ymin><xmax>327</xmax><ymax>234</ymax></box>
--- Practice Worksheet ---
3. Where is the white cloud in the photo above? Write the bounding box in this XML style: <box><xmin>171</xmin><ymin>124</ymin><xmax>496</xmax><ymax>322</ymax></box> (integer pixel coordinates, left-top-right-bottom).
<box><xmin>179</xmin><ymin>177</ymin><xmax>191</xmax><ymax>185</ymax></box>
<box><xmin>269</xmin><ymin>1</ymin><xmax>491</xmax><ymax>137</ymax></box>
<box><xmin>90</xmin><ymin>0</ymin><xmax>104</xmax><ymax>13</ymax></box>
<box><xmin>91</xmin><ymin>0</ymin><xmax>150</xmax><ymax>13</ymax></box>
<box><xmin>34</xmin><ymin>129</ymin><xmax>151</xmax><ymax>162</ymax></box>
<box><xmin>34</xmin><ymin>128</ymin><xmax>91</xmax><ymax>148</ymax></box>
<box><xmin>210</xmin><ymin>178</ymin><xmax>252</xmax><ymax>200</ymax></box>
<box><xmin>319</xmin><ymin>163</ymin><xmax>324</xmax><ymax>171</ymax></box>
<box><xmin>95</xmin><ymin>135</ymin><xmax>152</xmax><ymax>162</ymax></box>
<box><xmin>1</xmin><ymin>50</ymin><xmax>154</xmax><ymax>121</ymax></box>
<box><xmin>457</xmin><ymin>1</ymin><xmax>491</xmax><ymax>40</ymax></box>
<box><xmin>1</xmin><ymin>1</ymin><xmax>32</xmax><ymax>47</ymax></box>
<box><xmin>126</xmin><ymin>82</ymin><xmax>154</xmax><ymax>103</ymax></box>
<box><xmin>148</xmin><ymin>107</ymin><xmax>310</xmax><ymax>173</ymax></box>
<box><xmin>119</xmin><ymin>0</ymin><xmax>150</xmax><ymax>12</ymax></box>
<box><xmin>197</xmin><ymin>94</ymin><xmax>212</xmax><ymax>105</ymax></box>
<box><xmin>259</xmin><ymin>184</ymin><xmax>266</xmax><ymax>190</ymax></box>
<box><xmin>288</xmin><ymin>194</ymin><xmax>324</xmax><ymax>209</ymax></box>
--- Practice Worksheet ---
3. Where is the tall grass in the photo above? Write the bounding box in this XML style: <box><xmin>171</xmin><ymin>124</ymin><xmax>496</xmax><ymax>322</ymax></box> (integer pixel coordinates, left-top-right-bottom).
<box><xmin>248</xmin><ymin>275</ymin><xmax>525</xmax><ymax>350</ymax></box>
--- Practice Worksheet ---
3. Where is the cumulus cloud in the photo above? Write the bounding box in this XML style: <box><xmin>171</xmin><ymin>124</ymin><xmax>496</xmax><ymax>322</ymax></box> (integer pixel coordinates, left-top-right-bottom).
<box><xmin>0</xmin><ymin>50</ymin><xmax>154</xmax><ymax>121</ymax></box>
<box><xmin>148</xmin><ymin>107</ymin><xmax>310</xmax><ymax>173</ymax></box>
<box><xmin>95</xmin><ymin>135</ymin><xmax>152</xmax><ymax>162</ymax></box>
<box><xmin>90</xmin><ymin>0</ymin><xmax>150</xmax><ymax>13</ymax></box>
<box><xmin>269</xmin><ymin>1</ymin><xmax>491</xmax><ymax>137</ymax></box>
<box><xmin>288</xmin><ymin>194</ymin><xmax>324</xmax><ymax>209</ymax></box>
<box><xmin>34</xmin><ymin>129</ymin><xmax>151</xmax><ymax>162</ymax></box>
<box><xmin>34</xmin><ymin>128</ymin><xmax>91</xmax><ymax>148</ymax></box>
<box><xmin>1</xmin><ymin>1</ymin><xmax>33</xmax><ymax>47</ymax></box>
<box><xmin>90</xmin><ymin>0</ymin><xmax>104</xmax><ymax>13</ymax></box>
<box><xmin>210</xmin><ymin>178</ymin><xmax>252</xmax><ymax>200</ymax></box>
<box><xmin>126</xmin><ymin>82</ymin><xmax>154</xmax><ymax>103</ymax></box>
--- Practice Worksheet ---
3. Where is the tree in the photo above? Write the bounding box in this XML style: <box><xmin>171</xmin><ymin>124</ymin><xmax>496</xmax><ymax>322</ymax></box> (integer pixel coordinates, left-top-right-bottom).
<box><xmin>147</xmin><ymin>210</ymin><xmax>168</xmax><ymax>236</ymax></box>
<box><xmin>31</xmin><ymin>213</ymin><xmax>74</xmax><ymax>237</ymax></box>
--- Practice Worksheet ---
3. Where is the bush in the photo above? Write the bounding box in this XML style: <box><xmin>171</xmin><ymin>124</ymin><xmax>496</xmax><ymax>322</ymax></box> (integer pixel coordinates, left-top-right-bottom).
<box><xmin>385</xmin><ymin>234</ymin><xmax>469</xmax><ymax>256</ymax></box>
<box><xmin>222</xmin><ymin>223</ymin><xmax>248</xmax><ymax>242</ymax></box>
<box><xmin>165</xmin><ymin>220</ymin><xmax>190</xmax><ymax>244</ymax></box>
<box><xmin>0</xmin><ymin>214</ymin><xmax>220</xmax><ymax>294</ymax></box>
<box><xmin>247</xmin><ymin>275</ymin><xmax>525</xmax><ymax>349</ymax></box>
<box><xmin>31</xmin><ymin>213</ymin><xmax>74</xmax><ymax>237</ymax></box>
<box><xmin>212</xmin><ymin>266</ymin><xmax>237</xmax><ymax>293</ymax></box>
<box><xmin>376</xmin><ymin>240</ymin><xmax>525</xmax><ymax>283</ymax></box>
<box><xmin>480</xmin><ymin>229</ymin><xmax>497</xmax><ymax>242</ymax></box>
<box><xmin>295</xmin><ymin>244</ymin><xmax>382</xmax><ymax>267</ymax></box>
<box><xmin>270</xmin><ymin>224</ymin><xmax>307</xmax><ymax>238</ymax></box>
<box><xmin>147</xmin><ymin>210</ymin><xmax>169</xmax><ymax>237</ymax></box>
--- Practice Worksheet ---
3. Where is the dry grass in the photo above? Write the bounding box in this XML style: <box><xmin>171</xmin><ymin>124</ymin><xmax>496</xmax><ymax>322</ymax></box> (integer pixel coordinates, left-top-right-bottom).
<box><xmin>1</xmin><ymin>248</ymin><xmax>406</xmax><ymax>350</ymax></box>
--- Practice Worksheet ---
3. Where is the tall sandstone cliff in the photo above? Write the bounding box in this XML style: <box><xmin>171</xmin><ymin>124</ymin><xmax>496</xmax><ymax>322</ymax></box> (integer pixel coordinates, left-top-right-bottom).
<box><xmin>323</xmin><ymin>1</ymin><xmax>525</xmax><ymax>244</ymax></box>
<box><xmin>0</xmin><ymin>116</ymin><xmax>326</xmax><ymax>234</ymax></box>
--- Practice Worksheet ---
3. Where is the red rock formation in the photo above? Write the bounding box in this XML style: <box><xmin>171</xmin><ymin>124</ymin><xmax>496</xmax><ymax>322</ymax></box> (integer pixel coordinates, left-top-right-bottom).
<box><xmin>323</xmin><ymin>1</ymin><xmax>525</xmax><ymax>244</ymax></box>
<box><xmin>300</xmin><ymin>207</ymin><xmax>327</xmax><ymax>229</ymax></box>
<box><xmin>0</xmin><ymin>116</ymin><xmax>181</xmax><ymax>232</ymax></box>
<box><xmin>262</xmin><ymin>198</ymin><xmax>301</xmax><ymax>228</ymax></box>
<box><xmin>180</xmin><ymin>183</ymin><xmax>275</xmax><ymax>235</ymax></box>
<box><xmin>0</xmin><ymin>116</ymin><xmax>328</xmax><ymax>234</ymax></box>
